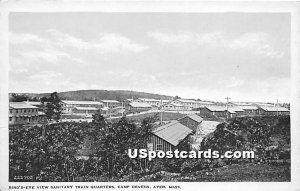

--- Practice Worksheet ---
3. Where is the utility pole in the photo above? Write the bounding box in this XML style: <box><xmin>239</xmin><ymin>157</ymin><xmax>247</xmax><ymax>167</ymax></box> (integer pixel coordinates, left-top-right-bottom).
<box><xmin>276</xmin><ymin>99</ymin><xmax>279</xmax><ymax>117</ymax></box>
<box><xmin>225</xmin><ymin>97</ymin><xmax>231</xmax><ymax>118</ymax></box>
<box><xmin>160</xmin><ymin>99</ymin><xmax>163</xmax><ymax>125</ymax></box>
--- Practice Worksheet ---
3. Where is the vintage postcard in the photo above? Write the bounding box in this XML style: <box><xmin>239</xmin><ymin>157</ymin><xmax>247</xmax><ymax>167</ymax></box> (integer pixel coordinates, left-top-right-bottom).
<box><xmin>0</xmin><ymin>1</ymin><xmax>300</xmax><ymax>191</ymax></box>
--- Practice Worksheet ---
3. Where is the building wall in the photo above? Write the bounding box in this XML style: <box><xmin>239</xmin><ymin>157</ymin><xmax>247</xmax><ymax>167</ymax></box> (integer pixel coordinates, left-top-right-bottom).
<box><xmin>234</xmin><ymin>111</ymin><xmax>244</xmax><ymax>116</ymax></box>
<box><xmin>101</xmin><ymin>102</ymin><xmax>121</xmax><ymax>108</ymax></box>
<box><xmin>178</xmin><ymin>117</ymin><xmax>199</xmax><ymax>131</ymax></box>
<box><xmin>137</xmin><ymin>99</ymin><xmax>165</xmax><ymax>107</ymax></box>
<box><xmin>163</xmin><ymin>104</ymin><xmax>184</xmax><ymax>111</ymax></box>
<box><xmin>146</xmin><ymin>101</ymin><xmax>160</xmax><ymax>106</ymax></box>
<box><xmin>72</xmin><ymin>109</ymin><xmax>97</xmax><ymax>115</ymax></box>
<box><xmin>214</xmin><ymin>111</ymin><xmax>227</xmax><ymax>118</ymax></box>
<box><xmin>171</xmin><ymin>101</ymin><xmax>190</xmax><ymax>110</ymax></box>
<box><xmin>129</xmin><ymin>106</ymin><xmax>152</xmax><ymax>113</ymax></box>
<box><xmin>62</xmin><ymin>103</ymin><xmax>102</xmax><ymax>114</ymax></box>
<box><xmin>199</xmin><ymin>107</ymin><xmax>212</xmax><ymax>118</ymax></box>
<box><xmin>147</xmin><ymin>134</ymin><xmax>173</xmax><ymax>152</ymax></box>
<box><xmin>9</xmin><ymin>108</ymin><xmax>39</xmax><ymax>125</ymax></box>
<box><xmin>173</xmin><ymin>100</ymin><xmax>212</xmax><ymax>109</ymax></box>
<box><xmin>228</xmin><ymin>112</ymin><xmax>237</xmax><ymax>118</ymax></box>
<box><xmin>243</xmin><ymin>109</ymin><xmax>258</xmax><ymax>115</ymax></box>
<box><xmin>199</xmin><ymin>107</ymin><xmax>227</xmax><ymax>118</ymax></box>
<box><xmin>257</xmin><ymin>108</ymin><xmax>290</xmax><ymax>116</ymax></box>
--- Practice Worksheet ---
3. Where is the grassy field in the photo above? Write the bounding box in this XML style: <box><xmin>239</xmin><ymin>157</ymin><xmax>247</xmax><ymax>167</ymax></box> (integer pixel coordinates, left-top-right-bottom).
<box><xmin>125</xmin><ymin>112</ymin><xmax>186</xmax><ymax>122</ymax></box>
<box><xmin>133</xmin><ymin>162</ymin><xmax>290</xmax><ymax>182</ymax></box>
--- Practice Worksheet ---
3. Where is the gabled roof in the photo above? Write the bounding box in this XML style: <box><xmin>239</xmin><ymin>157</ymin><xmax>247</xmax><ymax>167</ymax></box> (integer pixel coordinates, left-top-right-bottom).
<box><xmin>129</xmin><ymin>102</ymin><xmax>152</xmax><ymax>108</ymax></box>
<box><xmin>100</xmin><ymin>100</ymin><xmax>120</xmax><ymax>103</ymax></box>
<box><xmin>177</xmin><ymin>99</ymin><xmax>197</xmax><ymax>103</ymax></box>
<box><xmin>254</xmin><ymin>102</ymin><xmax>275</xmax><ymax>107</ymax></box>
<box><xmin>24</xmin><ymin>101</ymin><xmax>43</xmax><ymax>106</ymax></box>
<box><xmin>184</xmin><ymin>114</ymin><xmax>203</xmax><ymax>123</ymax></box>
<box><xmin>238</xmin><ymin>105</ymin><xmax>258</xmax><ymax>110</ymax></box>
<box><xmin>259</xmin><ymin>106</ymin><xmax>289</xmax><ymax>112</ymax></box>
<box><xmin>175</xmin><ymin>99</ymin><xmax>213</xmax><ymax>105</ymax></box>
<box><xmin>205</xmin><ymin>106</ymin><xmax>227</xmax><ymax>112</ymax></box>
<box><xmin>164</xmin><ymin>103</ymin><xmax>184</xmax><ymax>107</ymax></box>
<box><xmin>227</xmin><ymin>109</ymin><xmax>236</xmax><ymax>114</ymax></box>
<box><xmin>138</xmin><ymin>98</ymin><xmax>160</xmax><ymax>102</ymax></box>
<box><xmin>196</xmin><ymin>101</ymin><xmax>214</xmax><ymax>105</ymax></box>
<box><xmin>62</xmin><ymin>100</ymin><xmax>102</xmax><ymax>105</ymax></box>
<box><xmin>153</xmin><ymin>120</ymin><xmax>193</xmax><ymax>146</ymax></box>
<box><xmin>9</xmin><ymin>102</ymin><xmax>38</xmax><ymax>109</ymax></box>
<box><xmin>229</xmin><ymin>107</ymin><xmax>244</xmax><ymax>112</ymax></box>
<box><xmin>205</xmin><ymin>106</ymin><xmax>244</xmax><ymax>112</ymax></box>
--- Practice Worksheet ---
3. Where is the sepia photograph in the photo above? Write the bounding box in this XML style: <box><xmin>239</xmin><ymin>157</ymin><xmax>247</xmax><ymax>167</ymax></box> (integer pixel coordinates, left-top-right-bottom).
<box><xmin>1</xmin><ymin>1</ymin><xmax>300</xmax><ymax>191</ymax></box>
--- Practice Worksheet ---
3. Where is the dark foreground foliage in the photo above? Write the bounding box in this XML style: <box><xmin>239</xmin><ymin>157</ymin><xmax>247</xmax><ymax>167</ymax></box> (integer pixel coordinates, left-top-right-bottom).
<box><xmin>9</xmin><ymin>115</ymin><xmax>290</xmax><ymax>182</ymax></box>
<box><xmin>9</xmin><ymin>116</ymin><xmax>155</xmax><ymax>182</ymax></box>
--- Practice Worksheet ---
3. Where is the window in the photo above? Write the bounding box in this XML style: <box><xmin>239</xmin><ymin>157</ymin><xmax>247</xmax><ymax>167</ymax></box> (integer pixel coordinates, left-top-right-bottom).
<box><xmin>9</xmin><ymin>110</ymin><xmax>12</xmax><ymax>114</ymax></box>
<box><xmin>9</xmin><ymin>117</ymin><xmax>12</xmax><ymax>122</ymax></box>
<box><xmin>16</xmin><ymin>109</ymin><xmax>18</xmax><ymax>114</ymax></box>
<box><xmin>156</xmin><ymin>144</ymin><xmax>163</xmax><ymax>151</ymax></box>
<box><xmin>147</xmin><ymin>143</ymin><xmax>154</xmax><ymax>151</ymax></box>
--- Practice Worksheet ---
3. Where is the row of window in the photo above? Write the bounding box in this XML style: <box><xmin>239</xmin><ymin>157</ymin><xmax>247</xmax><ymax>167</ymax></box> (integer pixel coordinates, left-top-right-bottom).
<box><xmin>9</xmin><ymin>116</ymin><xmax>39</xmax><ymax>122</ymax></box>
<box><xmin>10</xmin><ymin>108</ymin><xmax>38</xmax><ymax>114</ymax></box>
<box><xmin>131</xmin><ymin>107</ymin><xmax>152</xmax><ymax>109</ymax></box>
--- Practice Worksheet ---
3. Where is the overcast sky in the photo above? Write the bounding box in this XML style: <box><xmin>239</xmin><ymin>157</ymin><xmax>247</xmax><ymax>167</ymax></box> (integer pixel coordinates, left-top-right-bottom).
<box><xmin>9</xmin><ymin>12</ymin><xmax>290</xmax><ymax>102</ymax></box>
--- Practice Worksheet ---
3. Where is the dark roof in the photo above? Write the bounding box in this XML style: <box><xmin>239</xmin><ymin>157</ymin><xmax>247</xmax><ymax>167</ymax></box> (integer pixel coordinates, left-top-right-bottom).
<box><xmin>153</xmin><ymin>120</ymin><xmax>193</xmax><ymax>146</ymax></box>
<box><xmin>184</xmin><ymin>114</ymin><xmax>203</xmax><ymax>123</ymax></box>
<box><xmin>205</xmin><ymin>106</ymin><xmax>227</xmax><ymax>112</ymax></box>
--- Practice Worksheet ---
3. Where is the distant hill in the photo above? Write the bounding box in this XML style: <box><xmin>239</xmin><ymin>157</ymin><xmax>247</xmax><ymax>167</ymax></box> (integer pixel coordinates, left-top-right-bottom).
<box><xmin>16</xmin><ymin>90</ymin><xmax>173</xmax><ymax>102</ymax></box>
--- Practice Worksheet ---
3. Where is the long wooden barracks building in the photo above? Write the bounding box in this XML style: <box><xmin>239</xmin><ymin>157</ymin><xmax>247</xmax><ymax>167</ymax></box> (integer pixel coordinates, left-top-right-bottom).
<box><xmin>147</xmin><ymin>120</ymin><xmax>193</xmax><ymax>152</ymax></box>
<box><xmin>178</xmin><ymin>113</ymin><xmax>203</xmax><ymax>131</ymax></box>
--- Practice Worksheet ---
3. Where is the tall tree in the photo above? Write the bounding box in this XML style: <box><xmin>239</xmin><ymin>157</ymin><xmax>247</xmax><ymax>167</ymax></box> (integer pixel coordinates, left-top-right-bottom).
<box><xmin>94</xmin><ymin>116</ymin><xmax>156</xmax><ymax>178</ymax></box>
<box><xmin>92</xmin><ymin>109</ymin><xmax>106</xmax><ymax>127</ymax></box>
<box><xmin>45</xmin><ymin>92</ymin><xmax>62</xmax><ymax>122</ymax></box>
<box><xmin>40</xmin><ymin>96</ymin><xmax>49</xmax><ymax>104</ymax></box>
